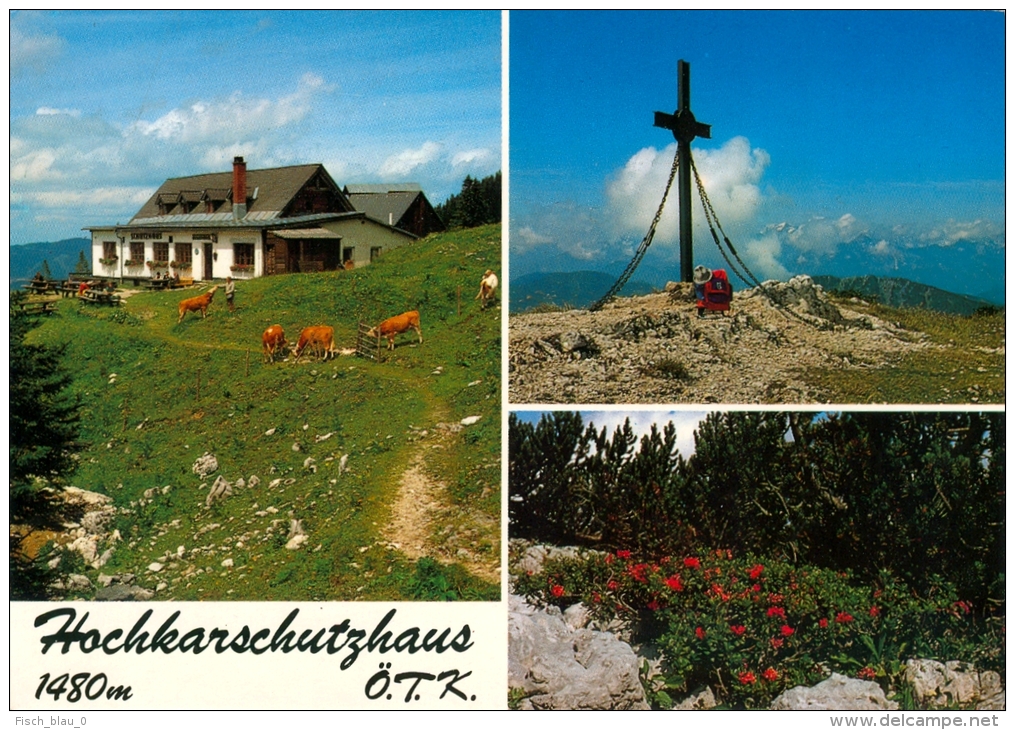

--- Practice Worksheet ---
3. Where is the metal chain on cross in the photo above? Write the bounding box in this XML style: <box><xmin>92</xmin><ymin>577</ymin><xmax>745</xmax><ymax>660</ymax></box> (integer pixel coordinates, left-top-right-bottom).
<box><xmin>589</xmin><ymin>146</ymin><xmax>681</xmax><ymax>312</ymax></box>
<box><xmin>689</xmin><ymin>155</ymin><xmax>761</xmax><ymax>289</ymax></box>
<box><xmin>689</xmin><ymin>154</ymin><xmax>818</xmax><ymax>327</ymax></box>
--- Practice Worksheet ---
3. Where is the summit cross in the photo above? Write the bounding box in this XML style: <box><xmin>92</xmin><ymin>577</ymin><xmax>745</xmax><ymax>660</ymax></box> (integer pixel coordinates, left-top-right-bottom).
<box><xmin>654</xmin><ymin>59</ymin><xmax>711</xmax><ymax>283</ymax></box>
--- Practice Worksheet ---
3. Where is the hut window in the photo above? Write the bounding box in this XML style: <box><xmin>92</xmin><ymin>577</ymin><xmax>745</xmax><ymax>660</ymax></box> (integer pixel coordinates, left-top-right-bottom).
<box><xmin>234</xmin><ymin>243</ymin><xmax>254</xmax><ymax>267</ymax></box>
<box><xmin>174</xmin><ymin>242</ymin><xmax>192</xmax><ymax>264</ymax></box>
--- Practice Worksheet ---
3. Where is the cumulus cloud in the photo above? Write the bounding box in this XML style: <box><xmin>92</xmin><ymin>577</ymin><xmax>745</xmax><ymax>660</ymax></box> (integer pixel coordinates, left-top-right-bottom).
<box><xmin>130</xmin><ymin>73</ymin><xmax>329</xmax><ymax>144</ymax></box>
<box><xmin>10</xmin><ymin>14</ymin><xmax>64</xmax><ymax>76</ymax></box>
<box><xmin>605</xmin><ymin>137</ymin><xmax>769</xmax><ymax>248</ymax></box>
<box><xmin>743</xmin><ymin>231</ymin><xmax>790</xmax><ymax>280</ymax></box>
<box><xmin>378</xmin><ymin>141</ymin><xmax>443</xmax><ymax>177</ymax></box>
<box><xmin>920</xmin><ymin>219</ymin><xmax>1005</xmax><ymax>247</ymax></box>
<box><xmin>451</xmin><ymin>148</ymin><xmax>493</xmax><ymax>167</ymax></box>
<box><xmin>871</xmin><ymin>239</ymin><xmax>892</xmax><ymax>256</ymax></box>
<box><xmin>512</xmin><ymin>226</ymin><xmax>553</xmax><ymax>252</ymax></box>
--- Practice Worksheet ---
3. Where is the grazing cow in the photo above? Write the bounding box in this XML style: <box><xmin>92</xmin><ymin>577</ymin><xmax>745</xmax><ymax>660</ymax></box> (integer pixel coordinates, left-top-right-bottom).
<box><xmin>177</xmin><ymin>285</ymin><xmax>219</xmax><ymax>323</ymax></box>
<box><xmin>262</xmin><ymin>324</ymin><xmax>286</xmax><ymax>363</ymax></box>
<box><xmin>366</xmin><ymin>311</ymin><xmax>423</xmax><ymax>351</ymax></box>
<box><xmin>476</xmin><ymin>269</ymin><xmax>498</xmax><ymax>308</ymax></box>
<box><xmin>293</xmin><ymin>325</ymin><xmax>337</xmax><ymax>362</ymax></box>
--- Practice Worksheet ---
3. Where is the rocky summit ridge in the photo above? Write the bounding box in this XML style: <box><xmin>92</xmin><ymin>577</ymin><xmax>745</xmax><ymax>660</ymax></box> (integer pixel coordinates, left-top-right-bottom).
<box><xmin>509</xmin><ymin>275</ymin><xmax>933</xmax><ymax>405</ymax></box>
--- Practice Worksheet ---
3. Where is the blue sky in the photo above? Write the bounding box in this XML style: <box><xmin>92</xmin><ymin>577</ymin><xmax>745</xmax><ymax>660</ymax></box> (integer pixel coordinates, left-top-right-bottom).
<box><xmin>10</xmin><ymin>11</ymin><xmax>501</xmax><ymax>245</ymax></box>
<box><xmin>510</xmin><ymin>11</ymin><xmax>1005</xmax><ymax>303</ymax></box>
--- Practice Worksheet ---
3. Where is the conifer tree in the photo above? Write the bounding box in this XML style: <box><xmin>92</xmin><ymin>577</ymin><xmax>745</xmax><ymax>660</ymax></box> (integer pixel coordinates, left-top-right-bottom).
<box><xmin>10</xmin><ymin>294</ymin><xmax>81</xmax><ymax>599</ymax></box>
<box><xmin>74</xmin><ymin>250</ymin><xmax>91</xmax><ymax>275</ymax></box>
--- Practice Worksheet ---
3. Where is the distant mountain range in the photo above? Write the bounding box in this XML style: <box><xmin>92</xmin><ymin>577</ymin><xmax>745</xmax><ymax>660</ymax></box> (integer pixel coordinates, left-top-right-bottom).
<box><xmin>10</xmin><ymin>237</ymin><xmax>91</xmax><ymax>288</ymax></box>
<box><xmin>511</xmin><ymin>270</ymin><xmax>655</xmax><ymax>312</ymax></box>
<box><xmin>812</xmin><ymin>275</ymin><xmax>1000</xmax><ymax>316</ymax></box>
<box><xmin>511</xmin><ymin>268</ymin><xmax>1001</xmax><ymax>317</ymax></box>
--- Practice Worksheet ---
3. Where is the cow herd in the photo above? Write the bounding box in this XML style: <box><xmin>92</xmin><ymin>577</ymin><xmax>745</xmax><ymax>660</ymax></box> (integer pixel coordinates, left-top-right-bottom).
<box><xmin>176</xmin><ymin>269</ymin><xmax>496</xmax><ymax>365</ymax></box>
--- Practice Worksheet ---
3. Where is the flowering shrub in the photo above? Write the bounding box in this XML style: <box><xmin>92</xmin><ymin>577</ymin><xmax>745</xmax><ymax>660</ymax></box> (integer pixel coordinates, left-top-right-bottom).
<box><xmin>169</xmin><ymin>261</ymin><xmax>192</xmax><ymax>270</ymax></box>
<box><xmin>124</xmin><ymin>258</ymin><xmax>144</xmax><ymax>268</ymax></box>
<box><xmin>146</xmin><ymin>260</ymin><xmax>169</xmax><ymax>269</ymax></box>
<box><xmin>515</xmin><ymin>549</ymin><xmax>1003</xmax><ymax>709</ymax></box>
<box><xmin>98</xmin><ymin>257</ymin><xmax>118</xmax><ymax>266</ymax></box>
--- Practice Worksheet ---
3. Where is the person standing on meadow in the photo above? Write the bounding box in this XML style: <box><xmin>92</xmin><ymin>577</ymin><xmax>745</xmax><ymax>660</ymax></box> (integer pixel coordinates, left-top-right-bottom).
<box><xmin>225</xmin><ymin>276</ymin><xmax>236</xmax><ymax>312</ymax></box>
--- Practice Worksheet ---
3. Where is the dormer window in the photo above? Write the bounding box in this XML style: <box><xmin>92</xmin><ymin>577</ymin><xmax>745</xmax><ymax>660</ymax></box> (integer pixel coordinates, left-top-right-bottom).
<box><xmin>157</xmin><ymin>193</ymin><xmax>180</xmax><ymax>216</ymax></box>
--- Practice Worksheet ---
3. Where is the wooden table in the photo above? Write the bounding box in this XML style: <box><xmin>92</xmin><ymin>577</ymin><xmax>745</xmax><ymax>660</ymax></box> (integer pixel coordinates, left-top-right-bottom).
<box><xmin>79</xmin><ymin>290</ymin><xmax>121</xmax><ymax>306</ymax></box>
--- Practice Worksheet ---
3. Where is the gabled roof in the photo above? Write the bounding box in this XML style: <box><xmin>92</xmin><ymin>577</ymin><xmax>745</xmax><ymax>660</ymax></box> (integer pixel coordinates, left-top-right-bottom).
<box><xmin>344</xmin><ymin>190</ymin><xmax>422</xmax><ymax>226</ymax></box>
<box><xmin>130</xmin><ymin>163</ymin><xmax>351</xmax><ymax>223</ymax></box>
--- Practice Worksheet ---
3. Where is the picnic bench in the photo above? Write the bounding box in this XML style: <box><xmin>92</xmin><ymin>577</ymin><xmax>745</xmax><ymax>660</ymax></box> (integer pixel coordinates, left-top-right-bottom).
<box><xmin>79</xmin><ymin>289</ymin><xmax>121</xmax><ymax>306</ymax></box>
<box><xmin>142</xmin><ymin>278</ymin><xmax>172</xmax><ymax>291</ymax></box>
<box><xmin>16</xmin><ymin>300</ymin><xmax>56</xmax><ymax>316</ymax></box>
<box><xmin>23</xmin><ymin>280</ymin><xmax>55</xmax><ymax>295</ymax></box>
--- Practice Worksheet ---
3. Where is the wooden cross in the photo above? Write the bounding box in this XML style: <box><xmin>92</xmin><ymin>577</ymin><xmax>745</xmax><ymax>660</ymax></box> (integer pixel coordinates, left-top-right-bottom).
<box><xmin>654</xmin><ymin>60</ymin><xmax>711</xmax><ymax>283</ymax></box>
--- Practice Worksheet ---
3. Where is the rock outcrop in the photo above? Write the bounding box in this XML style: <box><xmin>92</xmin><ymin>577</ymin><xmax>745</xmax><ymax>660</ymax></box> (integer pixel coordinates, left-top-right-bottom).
<box><xmin>509</xmin><ymin>593</ymin><xmax>650</xmax><ymax>710</ymax></box>
<box><xmin>904</xmin><ymin>659</ymin><xmax>1005</xmax><ymax>710</ymax></box>
<box><xmin>770</xmin><ymin>673</ymin><xmax>899</xmax><ymax>710</ymax></box>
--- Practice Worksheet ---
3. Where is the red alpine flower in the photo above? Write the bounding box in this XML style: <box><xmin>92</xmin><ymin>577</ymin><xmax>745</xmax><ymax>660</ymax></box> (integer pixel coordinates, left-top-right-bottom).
<box><xmin>780</xmin><ymin>624</ymin><xmax>795</xmax><ymax>637</ymax></box>
<box><xmin>738</xmin><ymin>671</ymin><xmax>757</xmax><ymax>685</ymax></box>
<box><xmin>835</xmin><ymin>612</ymin><xmax>854</xmax><ymax>624</ymax></box>
<box><xmin>730</xmin><ymin>625</ymin><xmax>746</xmax><ymax>637</ymax></box>
<box><xmin>695</xmin><ymin>626</ymin><xmax>706</xmax><ymax>640</ymax></box>
<box><xmin>762</xmin><ymin>667</ymin><xmax>779</xmax><ymax>682</ymax></box>
<box><xmin>683</xmin><ymin>557</ymin><xmax>701</xmax><ymax>569</ymax></box>
<box><xmin>647</xmin><ymin>599</ymin><xmax>660</xmax><ymax>611</ymax></box>
<box><xmin>607</xmin><ymin>579</ymin><xmax>619</xmax><ymax>591</ymax></box>
<box><xmin>858</xmin><ymin>667</ymin><xmax>877</xmax><ymax>681</ymax></box>
<box><xmin>748</xmin><ymin>564</ymin><xmax>764</xmax><ymax>580</ymax></box>
<box><xmin>665</xmin><ymin>574</ymin><xmax>684</xmax><ymax>591</ymax></box>
<box><xmin>766</xmin><ymin>606</ymin><xmax>786</xmax><ymax>620</ymax></box>
<box><xmin>818</xmin><ymin>618</ymin><xmax>829</xmax><ymax>629</ymax></box>
<box><xmin>770</xmin><ymin>638</ymin><xmax>784</xmax><ymax>651</ymax></box>
<box><xmin>617</xmin><ymin>550</ymin><xmax>631</xmax><ymax>559</ymax></box>
<box><xmin>869</xmin><ymin>606</ymin><xmax>880</xmax><ymax>617</ymax></box>
<box><xmin>550</xmin><ymin>584</ymin><xmax>564</xmax><ymax>598</ymax></box>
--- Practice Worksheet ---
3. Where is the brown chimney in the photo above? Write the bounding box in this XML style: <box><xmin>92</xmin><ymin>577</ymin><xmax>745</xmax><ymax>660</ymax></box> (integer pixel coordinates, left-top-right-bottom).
<box><xmin>232</xmin><ymin>156</ymin><xmax>247</xmax><ymax>219</ymax></box>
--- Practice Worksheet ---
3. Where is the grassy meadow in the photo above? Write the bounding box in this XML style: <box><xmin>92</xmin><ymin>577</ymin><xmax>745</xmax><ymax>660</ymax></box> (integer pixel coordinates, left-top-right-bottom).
<box><xmin>811</xmin><ymin>295</ymin><xmax>1005</xmax><ymax>404</ymax></box>
<box><xmin>25</xmin><ymin>224</ymin><xmax>502</xmax><ymax>601</ymax></box>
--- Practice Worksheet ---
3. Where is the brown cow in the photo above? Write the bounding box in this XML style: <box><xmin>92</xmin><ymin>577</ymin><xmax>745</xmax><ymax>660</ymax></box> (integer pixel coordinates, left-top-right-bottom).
<box><xmin>366</xmin><ymin>310</ymin><xmax>423</xmax><ymax>350</ymax></box>
<box><xmin>262</xmin><ymin>324</ymin><xmax>286</xmax><ymax>363</ymax></box>
<box><xmin>293</xmin><ymin>325</ymin><xmax>337</xmax><ymax>362</ymax></box>
<box><xmin>177</xmin><ymin>285</ymin><xmax>219</xmax><ymax>323</ymax></box>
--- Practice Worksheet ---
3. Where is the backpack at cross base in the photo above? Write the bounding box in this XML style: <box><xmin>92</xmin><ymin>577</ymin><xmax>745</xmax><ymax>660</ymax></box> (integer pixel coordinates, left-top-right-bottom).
<box><xmin>698</xmin><ymin>268</ymin><xmax>732</xmax><ymax>316</ymax></box>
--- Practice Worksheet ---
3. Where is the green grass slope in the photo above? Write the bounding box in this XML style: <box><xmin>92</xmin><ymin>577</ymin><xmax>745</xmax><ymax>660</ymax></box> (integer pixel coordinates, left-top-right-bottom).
<box><xmin>27</xmin><ymin>224</ymin><xmax>502</xmax><ymax>601</ymax></box>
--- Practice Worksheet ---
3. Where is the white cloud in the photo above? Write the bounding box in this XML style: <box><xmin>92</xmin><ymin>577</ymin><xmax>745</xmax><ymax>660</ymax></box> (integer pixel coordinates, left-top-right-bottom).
<box><xmin>782</xmin><ymin>213</ymin><xmax>865</xmax><ymax>257</ymax></box>
<box><xmin>10</xmin><ymin>148</ymin><xmax>59</xmax><ymax>182</ymax></box>
<box><xmin>605</xmin><ymin>137</ymin><xmax>769</xmax><ymax>248</ymax></box>
<box><xmin>871</xmin><ymin>239</ymin><xmax>892</xmax><ymax>256</ymax></box>
<box><xmin>513</xmin><ymin>226</ymin><xmax>552</xmax><ymax>253</ymax></box>
<box><xmin>451</xmin><ymin>148</ymin><xmax>492</xmax><ymax>167</ymax></box>
<box><xmin>130</xmin><ymin>73</ymin><xmax>328</xmax><ymax>145</ymax></box>
<box><xmin>23</xmin><ymin>187</ymin><xmax>154</xmax><ymax>208</ymax></box>
<box><xmin>920</xmin><ymin>219</ymin><xmax>1004</xmax><ymax>247</ymax></box>
<box><xmin>10</xmin><ymin>15</ymin><xmax>64</xmax><ymax>76</ymax></box>
<box><xmin>378</xmin><ymin>141</ymin><xmax>443</xmax><ymax>177</ymax></box>
<box><xmin>744</xmin><ymin>231</ymin><xmax>790</xmax><ymax>280</ymax></box>
<box><xmin>36</xmin><ymin>107</ymin><xmax>81</xmax><ymax>117</ymax></box>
